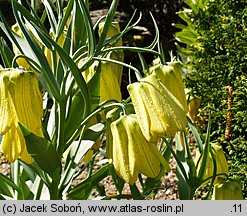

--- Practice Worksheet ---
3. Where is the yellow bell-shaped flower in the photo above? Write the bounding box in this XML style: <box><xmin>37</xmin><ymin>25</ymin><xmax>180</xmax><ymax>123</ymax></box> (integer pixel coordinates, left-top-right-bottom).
<box><xmin>195</xmin><ymin>144</ymin><xmax>229</xmax><ymax>185</ymax></box>
<box><xmin>188</xmin><ymin>97</ymin><xmax>201</xmax><ymax>123</ymax></box>
<box><xmin>110</xmin><ymin>114</ymin><xmax>170</xmax><ymax>185</ymax></box>
<box><xmin>0</xmin><ymin>68</ymin><xmax>43</xmax><ymax>163</ymax></box>
<box><xmin>127</xmin><ymin>70</ymin><xmax>187</xmax><ymax>141</ymax></box>
<box><xmin>212</xmin><ymin>178</ymin><xmax>244</xmax><ymax>200</ymax></box>
<box><xmin>150</xmin><ymin>62</ymin><xmax>188</xmax><ymax>113</ymax></box>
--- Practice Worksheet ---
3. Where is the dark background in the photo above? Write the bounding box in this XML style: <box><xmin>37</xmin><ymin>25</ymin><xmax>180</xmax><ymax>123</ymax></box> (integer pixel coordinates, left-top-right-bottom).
<box><xmin>0</xmin><ymin>0</ymin><xmax>185</xmax><ymax>60</ymax></box>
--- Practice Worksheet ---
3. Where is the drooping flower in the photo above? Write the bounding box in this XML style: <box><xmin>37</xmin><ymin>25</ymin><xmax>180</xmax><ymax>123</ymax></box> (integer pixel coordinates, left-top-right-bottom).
<box><xmin>127</xmin><ymin>63</ymin><xmax>188</xmax><ymax>141</ymax></box>
<box><xmin>109</xmin><ymin>114</ymin><xmax>170</xmax><ymax>185</ymax></box>
<box><xmin>0</xmin><ymin>68</ymin><xmax>43</xmax><ymax>163</ymax></box>
<box><xmin>212</xmin><ymin>178</ymin><xmax>244</xmax><ymax>200</ymax></box>
<box><xmin>150</xmin><ymin>62</ymin><xmax>188</xmax><ymax>113</ymax></box>
<box><xmin>195</xmin><ymin>144</ymin><xmax>229</xmax><ymax>184</ymax></box>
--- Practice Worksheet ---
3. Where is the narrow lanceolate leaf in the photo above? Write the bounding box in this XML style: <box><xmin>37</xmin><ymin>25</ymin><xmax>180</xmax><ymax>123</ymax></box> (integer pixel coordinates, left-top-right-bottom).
<box><xmin>77</xmin><ymin>0</ymin><xmax>95</xmax><ymax>58</ymax></box>
<box><xmin>0</xmin><ymin>38</ymin><xmax>16</xmax><ymax>68</ymax></box>
<box><xmin>0</xmin><ymin>172</ymin><xmax>22</xmax><ymax>196</ymax></box>
<box><xmin>67</xmin><ymin>164</ymin><xmax>109</xmax><ymax>200</ymax></box>
<box><xmin>96</xmin><ymin>0</ymin><xmax>119</xmax><ymax>52</ymax></box>
<box><xmin>19</xmin><ymin>123</ymin><xmax>62</xmax><ymax>178</ymax></box>
<box><xmin>32</xmin><ymin>24</ymin><xmax>91</xmax><ymax>117</ymax></box>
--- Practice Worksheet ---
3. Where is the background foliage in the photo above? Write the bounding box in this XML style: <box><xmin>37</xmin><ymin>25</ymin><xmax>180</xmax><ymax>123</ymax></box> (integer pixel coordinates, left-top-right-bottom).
<box><xmin>176</xmin><ymin>0</ymin><xmax>247</xmax><ymax>197</ymax></box>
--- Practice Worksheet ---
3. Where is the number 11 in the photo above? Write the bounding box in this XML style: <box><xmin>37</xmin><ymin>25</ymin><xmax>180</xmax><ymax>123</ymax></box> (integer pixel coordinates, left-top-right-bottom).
<box><xmin>233</xmin><ymin>204</ymin><xmax>241</xmax><ymax>213</ymax></box>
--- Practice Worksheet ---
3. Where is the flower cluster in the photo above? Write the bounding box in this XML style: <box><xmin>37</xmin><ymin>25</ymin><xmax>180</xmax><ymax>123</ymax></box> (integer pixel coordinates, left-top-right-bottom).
<box><xmin>107</xmin><ymin>61</ymin><xmax>188</xmax><ymax>184</ymax></box>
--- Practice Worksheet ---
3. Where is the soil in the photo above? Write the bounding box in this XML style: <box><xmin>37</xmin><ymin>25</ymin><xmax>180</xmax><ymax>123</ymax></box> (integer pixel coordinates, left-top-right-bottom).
<box><xmin>0</xmin><ymin>152</ymin><xmax>179</xmax><ymax>200</ymax></box>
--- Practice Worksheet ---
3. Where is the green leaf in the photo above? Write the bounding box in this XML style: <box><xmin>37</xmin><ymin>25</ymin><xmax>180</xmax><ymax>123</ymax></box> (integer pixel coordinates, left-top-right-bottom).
<box><xmin>108</xmin><ymin>165</ymin><xmax>125</xmax><ymax>194</ymax></box>
<box><xmin>18</xmin><ymin>161</ymin><xmax>50</xmax><ymax>187</ymax></box>
<box><xmin>10</xmin><ymin>1</ymin><xmax>61</xmax><ymax>101</ymax></box>
<box><xmin>130</xmin><ymin>184</ymin><xmax>143</xmax><ymax>200</ymax></box>
<box><xmin>18</xmin><ymin>161</ymin><xmax>36</xmax><ymax>182</ymax></box>
<box><xmin>18</xmin><ymin>123</ymin><xmax>62</xmax><ymax>178</ymax></box>
<box><xmin>187</xmin><ymin>116</ymin><xmax>203</xmax><ymax>153</ymax></box>
<box><xmin>96</xmin><ymin>0</ymin><xmax>119</xmax><ymax>52</ymax></box>
<box><xmin>175</xmin><ymin>136</ymin><xmax>193</xmax><ymax>200</ymax></box>
<box><xmin>43</xmin><ymin>0</ymin><xmax>58</xmax><ymax>34</ymax></box>
<box><xmin>77</xmin><ymin>0</ymin><xmax>95</xmax><ymax>58</ymax></box>
<box><xmin>57</xmin><ymin>0</ymin><xmax>74</xmax><ymax>38</ymax></box>
<box><xmin>31</xmin><ymin>23</ymin><xmax>91</xmax><ymax>117</ymax></box>
<box><xmin>176</xmin><ymin>164</ymin><xmax>192</xmax><ymax>200</ymax></box>
<box><xmin>61</xmin><ymin>140</ymin><xmax>94</xmax><ymax>191</ymax></box>
<box><xmin>0</xmin><ymin>173</ymin><xmax>21</xmax><ymax>196</ymax></box>
<box><xmin>0</xmin><ymin>37</ymin><xmax>16</xmax><ymax>68</ymax></box>
<box><xmin>87</xmin><ymin>63</ymin><xmax>101</xmax><ymax>111</ymax></box>
<box><xmin>60</xmin><ymin>123</ymin><xmax>105</xmax><ymax>193</ymax></box>
<box><xmin>72</xmin><ymin>1</ymin><xmax>88</xmax><ymax>50</ymax></box>
<box><xmin>196</xmin><ymin>115</ymin><xmax>212</xmax><ymax>184</ymax></box>
<box><xmin>175</xmin><ymin>30</ymin><xmax>197</xmax><ymax>45</ymax></box>
<box><xmin>18</xmin><ymin>177</ymin><xmax>34</xmax><ymax>200</ymax></box>
<box><xmin>64</xmin><ymin>91</ymin><xmax>85</xmax><ymax>141</ymax></box>
<box><xmin>67</xmin><ymin>164</ymin><xmax>109</xmax><ymax>200</ymax></box>
<box><xmin>146</xmin><ymin>12</ymin><xmax>159</xmax><ymax>50</ymax></box>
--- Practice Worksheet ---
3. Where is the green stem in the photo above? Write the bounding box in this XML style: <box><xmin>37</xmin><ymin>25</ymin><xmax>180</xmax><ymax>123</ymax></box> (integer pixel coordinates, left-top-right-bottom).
<box><xmin>130</xmin><ymin>184</ymin><xmax>143</xmax><ymax>200</ymax></box>
<box><xmin>164</xmin><ymin>138</ymin><xmax>192</xmax><ymax>187</ymax></box>
<box><xmin>50</xmin><ymin>176</ymin><xmax>62</xmax><ymax>200</ymax></box>
<box><xmin>57</xmin><ymin>102</ymin><xmax>66</xmax><ymax>156</ymax></box>
<box><xmin>65</xmin><ymin>103</ymin><xmax>126</xmax><ymax>147</ymax></box>
<box><xmin>13</xmin><ymin>161</ymin><xmax>19</xmax><ymax>200</ymax></box>
<box><xmin>58</xmin><ymin>126</ymin><xmax>86</xmax><ymax>191</ymax></box>
<box><xmin>34</xmin><ymin>177</ymin><xmax>44</xmax><ymax>200</ymax></box>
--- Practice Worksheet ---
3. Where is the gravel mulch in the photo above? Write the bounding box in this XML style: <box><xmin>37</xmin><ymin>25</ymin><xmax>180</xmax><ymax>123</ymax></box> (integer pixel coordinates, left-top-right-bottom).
<box><xmin>0</xmin><ymin>152</ymin><xmax>179</xmax><ymax>200</ymax></box>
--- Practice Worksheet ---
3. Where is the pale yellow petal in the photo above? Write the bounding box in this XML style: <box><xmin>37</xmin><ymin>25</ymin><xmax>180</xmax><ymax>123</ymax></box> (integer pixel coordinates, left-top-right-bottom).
<box><xmin>100</xmin><ymin>61</ymin><xmax>122</xmax><ymax>103</ymax></box>
<box><xmin>0</xmin><ymin>69</ymin><xmax>42</xmax><ymax>163</ymax></box>
<box><xmin>0</xmin><ymin>125</ymin><xmax>23</xmax><ymax>163</ymax></box>
<box><xmin>0</xmin><ymin>72</ymin><xmax>16</xmax><ymax>134</ymax></box>
<box><xmin>111</xmin><ymin>115</ymin><xmax>138</xmax><ymax>184</ymax></box>
<box><xmin>128</xmin><ymin>73</ymin><xmax>187</xmax><ymax>140</ymax></box>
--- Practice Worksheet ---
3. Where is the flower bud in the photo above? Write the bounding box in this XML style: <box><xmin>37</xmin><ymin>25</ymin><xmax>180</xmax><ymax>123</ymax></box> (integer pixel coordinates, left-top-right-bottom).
<box><xmin>212</xmin><ymin>178</ymin><xmax>244</xmax><ymax>200</ymax></box>
<box><xmin>110</xmin><ymin>114</ymin><xmax>170</xmax><ymax>184</ymax></box>
<box><xmin>127</xmin><ymin>71</ymin><xmax>187</xmax><ymax>141</ymax></box>
<box><xmin>98</xmin><ymin>21</ymin><xmax>124</xmax><ymax>85</ymax></box>
<box><xmin>188</xmin><ymin>97</ymin><xmax>201</xmax><ymax>123</ymax></box>
<box><xmin>0</xmin><ymin>68</ymin><xmax>43</xmax><ymax>163</ymax></box>
<box><xmin>11</xmin><ymin>23</ymin><xmax>40</xmax><ymax>68</ymax></box>
<box><xmin>100</xmin><ymin>60</ymin><xmax>122</xmax><ymax>103</ymax></box>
